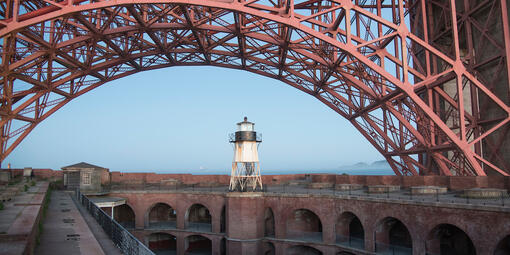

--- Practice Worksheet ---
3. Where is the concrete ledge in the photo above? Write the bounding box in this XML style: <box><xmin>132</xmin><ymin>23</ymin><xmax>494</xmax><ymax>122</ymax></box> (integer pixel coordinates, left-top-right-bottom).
<box><xmin>308</xmin><ymin>182</ymin><xmax>334</xmax><ymax>189</ymax></box>
<box><xmin>335</xmin><ymin>184</ymin><xmax>363</xmax><ymax>191</ymax></box>
<box><xmin>462</xmin><ymin>188</ymin><xmax>508</xmax><ymax>198</ymax></box>
<box><xmin>367</xmin><ymin>185</ymin><xmax>400</xmax><ymax>193</ymax></box>
<box><xmin>226</xmin><ymin>192</ymin><xmax>264</xmax><ymax>198</ymax></box>
<box><xmin>410</xmin><ymin>186</ymin><xmax>447</xmax><ymax>195</ymax></box>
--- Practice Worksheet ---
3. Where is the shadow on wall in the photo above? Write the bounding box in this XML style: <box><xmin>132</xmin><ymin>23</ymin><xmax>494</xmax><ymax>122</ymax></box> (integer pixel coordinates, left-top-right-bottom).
<box><xmin>148</xmin><ymin>233</ymin><xmax>176</xmax><ymax>254</ymax></box>
<box><xmin>286</xmin><ymin>209</ymin><xmax>322</xmax><ymax>242</ymax></box>
<box><xmin>186</xmin><ymin>204</ymin><xmax>212</xmax><ymax>232</ymax></box>
<box><xmin>185</xmin><ymin>235</ymin><xmax>211</xmax><ymax>255</ymax></box>
<box><xmin>426</xmin><ymin>224</ymin><xmax>475</xmax><ymax>255</ymax></box>
<box><xmin>115</xmin><ymin>204</ymin><xmax>135</xmax><ymax>229</ymax></box>
<box><xmin>375</xmin><ymin>217</ymin><xmax>412</xmax><ymax>254</ymax></box>
<box><xmin>287</xmin><ymin>245</ymin><xmax>322</xmax><ymax>255</ymax></box>
<box><xmin>148</xmin><ymin>203</ymin><xmax>177</xmax><ymax>229</ymax></box>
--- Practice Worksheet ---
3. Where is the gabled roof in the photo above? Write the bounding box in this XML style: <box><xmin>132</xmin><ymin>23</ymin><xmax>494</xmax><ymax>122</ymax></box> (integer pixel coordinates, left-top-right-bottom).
<box><xmin>62</xmin><ymin>162</ymin><xmax>106</xmax><ymax>169</ymax></box>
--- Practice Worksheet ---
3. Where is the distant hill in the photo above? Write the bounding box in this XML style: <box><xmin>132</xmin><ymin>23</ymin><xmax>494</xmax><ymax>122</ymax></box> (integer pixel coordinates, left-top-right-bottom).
<box><xmin>338</xmin><ymin>160</ymin><xmax>393</xmax><ymax>175</ymax></box>
<box><xmin>339</xmin><ymin>160</ymin><xmax>392</xmax><ymax>170</ymax></box>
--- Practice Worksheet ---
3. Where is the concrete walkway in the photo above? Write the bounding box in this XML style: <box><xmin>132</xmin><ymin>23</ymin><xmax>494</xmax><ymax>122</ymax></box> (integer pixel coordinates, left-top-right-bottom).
<box><xmin>71</xmin><ymin>193</ymin><xmax>122</xmax><ymax>255</ymax></box>
<box><xmin>35</xmin><ymin>190</ymin><xmax>105</xmax><ymax>255</ymax></box>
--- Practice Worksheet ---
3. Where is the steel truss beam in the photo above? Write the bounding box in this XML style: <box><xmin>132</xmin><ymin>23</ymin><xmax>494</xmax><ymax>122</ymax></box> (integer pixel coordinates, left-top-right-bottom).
<box><xmin>0</xmin><ymin>0</ymin><xmax>509</xmax><ymax>176</ymax></box>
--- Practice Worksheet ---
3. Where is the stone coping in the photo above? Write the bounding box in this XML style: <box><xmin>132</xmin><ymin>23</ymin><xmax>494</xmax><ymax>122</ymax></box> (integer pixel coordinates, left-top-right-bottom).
<box><xmin>410</xmin><ymin>186</ymin><xmax>447</xmax><ymax>195</ymax></box>
<box><xmin>108</xmin><ymin>189</ymin><xmax>510</xmax><ymax>213</ymax></box>
<box><xmin>367</xmin><ymin>185</ymin><xmax>400</xmax><ymax>193</ymax></box>
<box><xmin>462</xmin><ymin>188</ymin><xmax>508</xmax><ymax>198</ymax></box>
<box><xmin>308</xmin><ymin>182</ymin><xmax>334</xmax><ymax>189</ymax></box>
<box><xmin>335</xmin><ymin>184</ymin><xmax>363</xmax><ymax>191</ymax></box>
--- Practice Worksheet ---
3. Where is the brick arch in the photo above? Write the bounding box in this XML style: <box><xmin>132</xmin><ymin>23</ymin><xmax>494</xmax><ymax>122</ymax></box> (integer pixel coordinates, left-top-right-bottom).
<box><xmin>184</xmin><ymin>234</ymin><xmax>212</xmax><ymax>254</ymax></box>
<box><xmin>283</xmin><ymin>205</ymin><xmax>325</xmax><ymax>224</ymax></box>
<box><xmin>181</xmin><ymin>198</ymin><xmax>221</xmax><ymax>221</ymax></box>
<box><xmin>264</xmin><ymin>207</ymin><xmax>276</xmax><ymax>237</ymax></box>
<box><xmin>415</xmin><ymin>211</ymin><xmax>509</xmax><ymax>253</ymax></box>
<box><xmin>145</xmin><ymin>202</ymin><xmax>178</xmax><ymax>229</ymax></box>
<box><xmin>336</xmin><ymin>211</ymin><xmax>365</xmax><ymax>249</ymax></box>
<box><xmin>147</xmin><ymin>232</ymin><xmax>177</xmax><ymax>253</ymax></box>
<box><xmin>336</xmin><ymin>210</ymin><xmax>364</xmax><ymax>226</ymax></box>
<box><xmin>137</xmin><ymin>196</ymin><xmax>179</xmax><ymax>215</ymax></box>
<box><xmin>425</xmin><ymin>223</ymin><xmax>476</xmax><ymax>255</ymax></box>
<box><xmin>185</xmin><ymin>203</ymin><xmax>213</xmax><ymax>232</ymax></box>
<box><xmin>494</xmin><ymin>235</ymin><xmax>510</xmax><ymax>255</ymax></box>
<box><xmin>335</xmin><ymin>206</ymin><xmax>370</xmax><ymax>233</ymax></box>
<box><xmin>113</xmin><ymin>202</ymin><xmax>136</xmax><ymax>229</ymax></box>
<box><xmin>285</xmin><ymin>207</ymin><xmax>324</xmax><ymax>242</ymax></box>
<box><xmin>373</xmin><ymin>216</ymin><xmax>413</xmax><ymax>253</ymax></box>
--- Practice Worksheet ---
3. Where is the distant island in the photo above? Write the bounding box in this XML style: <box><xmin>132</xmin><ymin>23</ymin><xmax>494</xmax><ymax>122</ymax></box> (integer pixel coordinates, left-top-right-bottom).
<box><xmin>339</xmin><ymin>160</ymin><xmax>391</xmax><ymax>170</ymax></box>
<box><xmin>336</xmin><ymin>160</ymin><xmax>394</xmax><ymax>175</ymax></box>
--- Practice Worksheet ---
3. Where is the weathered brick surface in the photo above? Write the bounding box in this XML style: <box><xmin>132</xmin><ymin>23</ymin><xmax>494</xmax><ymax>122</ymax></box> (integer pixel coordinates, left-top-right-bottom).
<box><xmin>108</xmin><ymin>190</ymin><xmax>510</xmax><ymax>255</ymax></box>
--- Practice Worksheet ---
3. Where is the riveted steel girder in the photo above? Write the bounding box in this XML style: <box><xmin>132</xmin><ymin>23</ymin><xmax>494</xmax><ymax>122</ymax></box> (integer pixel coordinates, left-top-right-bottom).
<box><xmin>0</xmin><ymin>0</ymin><xmax>509</xmax><ymax>176</ymax></box>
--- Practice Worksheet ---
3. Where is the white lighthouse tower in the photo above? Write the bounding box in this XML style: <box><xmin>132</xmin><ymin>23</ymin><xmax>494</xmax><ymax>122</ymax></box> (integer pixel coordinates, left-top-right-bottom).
<box><xmin>229</xmin><ymin>117</ymin><xmax>263</xmax><ymax>191</ymax></box>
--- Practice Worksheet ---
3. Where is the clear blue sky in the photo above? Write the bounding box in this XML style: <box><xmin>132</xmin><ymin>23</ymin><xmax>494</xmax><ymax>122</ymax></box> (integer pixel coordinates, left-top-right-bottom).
<box><xmin>6</xmin><ymin>66</ymin><xmax>383</xmax><ymax>173</ymax></box>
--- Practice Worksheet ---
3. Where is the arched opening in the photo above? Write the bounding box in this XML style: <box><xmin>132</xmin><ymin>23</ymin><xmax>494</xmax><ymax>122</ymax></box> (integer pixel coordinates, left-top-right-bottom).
<box><xmin>220</xmin><ymin>238</ymin><xmax>227</xmax><ymax>255</ymax></box>
<box><xmin>114</xmin><ymin>204</ymin><xmax>135</xmax><ymax>229</ymax></box>
<box><xmin>185</xmin><ymin>235</ymin><xmax>212</xmax><ymax>255</ymax></box>
<box><xmin>375</xmin><ymin>217</ymin><xmax>412</xmax><ymax>254</ymax></box>
<box><xmin>426</xmin><ymin>224</ymin><xmax>475</xmax><ymax>255</ymax></box>
<box><xmin>147</xmin><ymin>203</ymin><xmax>177</xmax><ymax>229</ymax></box>
<box><xmin>186</xmin><ymin>204</ymin><xmax>212</xmax><ymax>232</ymax></box>
<box><xmin>495</xmin><ymin>235</ymin><xmax>510</xmax><ymax>255</ymax></box>
<box><xmin>264</xmin><ymin>207</ymin><xmax>275</xmax><ymax>237</ymax></box>
<box><xmin>287</xmin><ymin>245</ymin><xmax>322</xmax><ymax>255</ymax></box>
<box><xmin>220</xmin><ymin>206</ymin><xmax>226</xmax><ymax>233</ymax></box>
<box><xmin>263</xmin><ymin>242</ymin><xmax>275</xmax><ymax>255</ymax></box>
<box><xmin>148</xmin><ymin>232</ymin><xmax>177</xmax><ymax>255</ymax></box>
<box><xmin>336</xmin><ymin>212</ymin><xmax>364</xmax><ymax>249</ymax></box>
<box><xmin>286</xmin><ymin>209</ymin><xmax>322</xmax><ymax>242</ymax></box>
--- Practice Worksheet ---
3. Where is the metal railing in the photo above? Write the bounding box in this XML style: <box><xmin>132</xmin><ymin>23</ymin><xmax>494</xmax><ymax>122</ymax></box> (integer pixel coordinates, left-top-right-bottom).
<box><xmin>186</xmin><ymin>222</ymin><xmax>212</xmax><ymax>232</ymax></box>
<box><xmin>375</xmin><ymin>242</ymin><xmax>413</xmax><ymax>255</ymax></box>
<box><xmin>147</xmin><ymin>221</ymin><xmax>177</xmax><ymax>230</ymax></box>
<box><xmin>286</xmin><ymin>231</ymin><xmax>323</xmax><ymax>242</ymax></box>
<box><xmin>76</xmin><ymin>190</ymin><xmax>155</xmax><ymax>255</ymax></box>
<box><xmin>336</xmin><ymin>234</ymin><xmax>365</xmax><ymax>249</ymax></box>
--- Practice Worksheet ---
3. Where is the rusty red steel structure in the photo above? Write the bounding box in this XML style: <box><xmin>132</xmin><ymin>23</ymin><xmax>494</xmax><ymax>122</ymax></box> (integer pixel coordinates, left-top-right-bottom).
<box><xmin>0</xmin><ymin>0</ymin><xmax>509</xmax><ymax>176</ymax></box>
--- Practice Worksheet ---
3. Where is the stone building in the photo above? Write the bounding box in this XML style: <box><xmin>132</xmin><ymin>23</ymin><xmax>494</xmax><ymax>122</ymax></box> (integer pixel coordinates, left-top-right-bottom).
<box><xmin>62</xmin><ymin>162</ymin><xmax>110</xmax><ymax>192</ymax></box>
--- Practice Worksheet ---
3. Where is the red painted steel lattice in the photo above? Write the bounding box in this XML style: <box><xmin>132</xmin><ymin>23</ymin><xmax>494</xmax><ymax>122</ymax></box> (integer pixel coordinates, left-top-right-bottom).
<box><xmin>0</xmin><ymin>0</ymin><xmax>509</xmax><ymax>176</ymax></box>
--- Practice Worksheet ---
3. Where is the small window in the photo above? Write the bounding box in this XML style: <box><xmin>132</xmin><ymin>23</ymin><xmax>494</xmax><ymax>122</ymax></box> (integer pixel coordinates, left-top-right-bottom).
<box><xmin>82</xmin><ymin>173</ymin><xmax>91</xmax><ymax>185</ymax></box>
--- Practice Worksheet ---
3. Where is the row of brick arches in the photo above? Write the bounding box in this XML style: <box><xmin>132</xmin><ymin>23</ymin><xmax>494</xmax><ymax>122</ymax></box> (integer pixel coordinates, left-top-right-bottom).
<box><xmin>111</xmin><ymin>202</ymin><xmax>510</xmax><ymax>254</ymax></box>
<box><xmin>110</xmin><ymin>203</ymin><xmax>224</xmax><ymax>233</ymax></box>
<box><xmin>148</xmin><ymin>233</ymin><xmax>217</xmax><ymax>255</ymax></box>
<box><xmin>265</xmin><ymin>207</ymin><xmax>506</xmax><ymax>255</ymax></box>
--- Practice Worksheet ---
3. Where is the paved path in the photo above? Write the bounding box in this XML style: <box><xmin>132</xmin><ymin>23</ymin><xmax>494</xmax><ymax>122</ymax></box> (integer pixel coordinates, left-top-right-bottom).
<box><xmin>71</xmin><ymin>193</ymin><xmax>122</xmax><ymax>255</ymax></box>
<box><xmin>35</xmin><ymin>190</ymin><xmax>105</xmax><ymax>255</ymax></box>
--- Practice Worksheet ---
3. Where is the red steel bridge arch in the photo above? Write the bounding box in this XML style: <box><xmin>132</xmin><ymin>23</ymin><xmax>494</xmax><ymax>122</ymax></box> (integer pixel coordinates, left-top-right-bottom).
<box><xmin>0</xmin><ymin>0</ymin><xmax>509</xmax><ymax>176</ymax></box>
